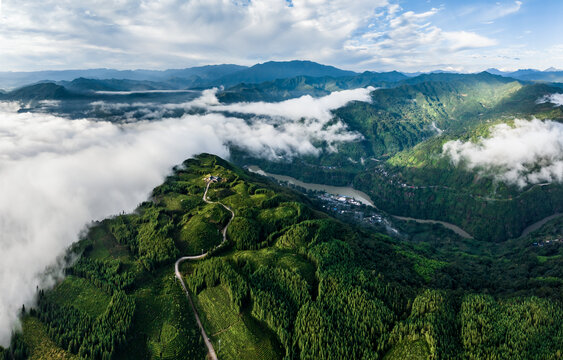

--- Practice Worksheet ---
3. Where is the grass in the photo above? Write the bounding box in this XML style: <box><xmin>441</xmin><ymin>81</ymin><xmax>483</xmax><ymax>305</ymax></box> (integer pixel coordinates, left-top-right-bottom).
<box><xmin>231</xmin><ymin>248</ymin><xmax>317</xmax><ymax>285</ymax></box>
<box><xmin>46</xmin><ymin>276</ymin><xmax>111</xmax><ymax>318</ymax></box>
<box><xmin>383</xmin><ymin>338</ymin><xmax>430</xmax><ymax>360</ymax></box>
<box><xmin>158</xmin><ymin>194</ymin><xmax>196</xmax><ymax>211</ymax></box>
<box><xmin>195</xmin><ymin>285</ymin><xmax>282</xmax><ymax>360</ymax></box>
<box><xmin>87</xmin><ymin>224</ymin><xmax>131</xmax><ymax>261</ymax></box>
<box><xmin>537</xmin><ymin>254</ymin><xmax>562</xmax><ymax>263</ymax></box>
<box><xmin>21</xmin><ymin>316</ymin><xmax>77</xmax><ymax>360</ymax></box>
<box><xmin>395</xmin><ymin>246</ymin><xmax>448</xmax><ymax>282</ymax></box>
<box><xmin>115</xmin><ymin>267</ymin><xmax>205</xmax><ymax>360</ymax></box>
<box><xmin>178</xmin><ymin>214</ymin><xmax>222</xmax><ymax>255</ymax></box>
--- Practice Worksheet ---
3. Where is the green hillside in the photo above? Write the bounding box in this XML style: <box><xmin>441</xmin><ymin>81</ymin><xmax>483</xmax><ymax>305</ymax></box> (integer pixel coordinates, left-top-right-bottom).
<box><xmin>4</xmin><ymin>154</ymin><xmax>561</xmax><ymax>360</ymax></box>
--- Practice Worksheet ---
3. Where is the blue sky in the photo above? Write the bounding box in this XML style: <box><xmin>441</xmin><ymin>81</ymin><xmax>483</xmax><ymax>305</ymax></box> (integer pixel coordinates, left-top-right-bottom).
<box><xmin>0</xmin><ymin>0</ymin><xmax>560</xmax><ymax>72</ymax></box>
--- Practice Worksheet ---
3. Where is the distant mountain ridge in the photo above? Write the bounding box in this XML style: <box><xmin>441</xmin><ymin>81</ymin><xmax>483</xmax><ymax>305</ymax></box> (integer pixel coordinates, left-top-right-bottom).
<box><xmin>485</xmin><ymin>68</ymin><xmax>563</xmax><ymax>82</ymax></box>
<box><xmin>0</xmin><ymin>67</ymin><xmax>531</xmax><ymax>104</ymax></box>
<box><xmin>0</xmin><ymin>64</ymin><xmax>247</xmax><ymax>90</ymax></box>
<box><xmin>3</xmin><ymin>60</ymin><xmax>563</xmax><ymax>106</ymax></box>
<box><xmin>212</xmin><ymin>60</ymin><xmax>357</xmax><ymax>87</ymax></box>
<box><xmin>217</xmin><ymin>70</ymin><xmax>407</xmax><ymax>102</ymax></box>
<box><xmin>0</xmin><ymin>60</ymin><xmax>359</xmax><ymax>91</ymax></box>
<box><xmin>3</xmin><ymin>59</ymin><xmax>563</xmax><ymax>92</ymax></box>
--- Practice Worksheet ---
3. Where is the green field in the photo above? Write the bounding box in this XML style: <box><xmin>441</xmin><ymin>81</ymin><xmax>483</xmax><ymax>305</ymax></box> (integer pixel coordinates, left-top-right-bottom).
<box><xmin>86</xmin><ymin>224</ymin><xmax>131</xmax><ymax>261</ymax></box>
<box><xmin>178</xmin><ymin>212</ymin><xmax>223</xmax><ymax>255</ymax></box>
<box><xmin>114</xmin><ymin>268</ymin><xmax>206</xmax><ymax>360</ymax></box>
<box><xmin>383</xmin><ymin>339</ymin><xmax>430</xmax><ymax>360</ymax></box>
<box><xmin>21</xmin><ymin>316</ymin><xmax>77</xmax><ymax>360</ymax></box>
<box><xmin>195</xmin><ymin>285</ymin><xmax>282</xmax><ymax>360</ymax></box>
<box><xmin>231</xmin><ymin>248</ymin><xmax>316</xmax><ymax>285</ymax></box>
<box><xmin>45</xmin><ymin>276</ymin><xmax>111</xmax><ymax>318</ymax></box>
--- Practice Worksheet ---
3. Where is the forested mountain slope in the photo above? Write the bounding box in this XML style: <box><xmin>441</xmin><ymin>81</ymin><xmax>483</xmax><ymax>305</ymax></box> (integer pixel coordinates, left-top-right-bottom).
<box><xmin>2</xmin><ymin>154</ymin><xmax>561</xmax><ymax>360</ymax></box>
<box><xmin>233</xmin><ymin>75</ymin><xmax>563</xmax><ymax>242</ymax></box>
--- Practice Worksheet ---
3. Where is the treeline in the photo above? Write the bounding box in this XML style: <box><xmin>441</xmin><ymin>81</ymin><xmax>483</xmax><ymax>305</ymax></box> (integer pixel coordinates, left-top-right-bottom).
<box><xmin>66</xmin><ymin>257</ymin><xmax>135</xmax><ymax>293</ymax></box>
<box><xmin>460</xmin><ymin>294</ymin><xmax>563</xmax><ymax>360</ymax></box>
<box><xmin>18</xmin><ymin>154</ymin><xmax>562</xmax><ymax>359</ymax></box>
<box><xmin>388</xmin><ymin>289</ymin><xmax>459</xmax><ymax>359</ymax></box>
<box><xmin>186</xmin><ymin>186</ymin><xmax>563</xmax><ymax>359</ymax></box>
<box><xmin>33</xmin><ymin>290</ymin><xmax>135</xmax><ymax>359</ymax></box>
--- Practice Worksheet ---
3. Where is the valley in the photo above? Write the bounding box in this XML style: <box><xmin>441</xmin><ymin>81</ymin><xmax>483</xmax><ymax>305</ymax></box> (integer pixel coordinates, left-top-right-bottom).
<box><xmin>2</xmin><ymin>0</ymin><xmax>563</xmax><ymax>358</ymax></box>
<box><xmin>0</xmin><ymin>60</ymin><xmax>562</xmax><ymax>360</ymax></box>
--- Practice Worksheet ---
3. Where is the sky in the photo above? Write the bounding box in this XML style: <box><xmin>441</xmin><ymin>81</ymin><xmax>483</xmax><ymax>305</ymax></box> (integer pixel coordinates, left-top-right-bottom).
<box><xmin>0</xmin><ymin>0</ymin><xmax>561</xmax><ymax>74</ymax></box>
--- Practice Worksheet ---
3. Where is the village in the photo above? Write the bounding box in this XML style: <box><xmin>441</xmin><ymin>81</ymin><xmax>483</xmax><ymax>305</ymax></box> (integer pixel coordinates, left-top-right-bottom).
<box><xmin>316</xmin><ymin>192</ymin><xmax>400</xmax><ymax>235</ymax></box>
<box><xmin>532</xmin><ymin>237</ymin><xmax>563</xmax><ymax>247</ymax></box>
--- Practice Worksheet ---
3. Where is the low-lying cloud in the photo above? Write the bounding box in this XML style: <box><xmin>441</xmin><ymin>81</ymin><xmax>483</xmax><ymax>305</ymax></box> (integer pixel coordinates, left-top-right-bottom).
<box><xmin>0</xmin><ymin>88</ymin><xmax>371</xmax><ymax>345</ymax></box>
<box><xmin>443</xmin><ymin>119</ymin><xmax>563</xmax><ymax>187</ymax></box>
<box><xmin>538</xmin><ymin>93</ymin><xmax>563</xmax><ymax>107</ymax></box>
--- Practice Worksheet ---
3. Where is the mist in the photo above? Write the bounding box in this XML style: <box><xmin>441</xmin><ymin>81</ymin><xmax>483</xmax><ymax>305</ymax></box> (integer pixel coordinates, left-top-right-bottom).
<box><xmin>538</xmin><ymin>93</ymin><xmax>563</xmax><ymax>107</ymax></box>
<box><xmin>443</xmin><ymin>118</ymin><xmax>563</xmax><ymax>187</ymax></box>
<box><xmin>0</xmin><ymin>88</ymin><xmax>372</xmax><ymax>345</ymax></box>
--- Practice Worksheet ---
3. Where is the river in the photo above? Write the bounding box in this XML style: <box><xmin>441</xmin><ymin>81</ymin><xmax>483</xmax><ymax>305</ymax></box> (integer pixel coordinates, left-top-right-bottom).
<box><xmin>520</xmin><ymin>213</ymin><xmax>563</xmax><ymax>238</ymax></box>
<box><xmin>247</xmin><ymin>166</ymin><xmax>474</xmax><ymax>239</ymax></box>
<box><xmin>247</xmin><ymin>166</ymin><xmax>375</xmax><ymax>206</ymax></box>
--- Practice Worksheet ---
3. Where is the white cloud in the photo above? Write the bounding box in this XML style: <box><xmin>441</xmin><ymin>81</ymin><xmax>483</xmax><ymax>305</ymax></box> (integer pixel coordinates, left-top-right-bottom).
<box><xmin>0</xmin><ymin>0</ymin><xmax>387</xmax><ymax>71</ymax></box>
<box><xmin>443</xmin><ymin>119</ymin><xmax>563</xmax><ymax>187</ymax></box>
<box><xmin>213</xmin><ymin>86</ymin><xmax>374</xmax><ymax>121</ymax></box>
<box><xmin>486</xmin><ymin>1</ymin><xmax>523</xmax><ymax>21</ymax></box>
<box><xmin>0</xmin><ymin>0</ymin><xmax>506</xmax><ymax>72</ymax></box>
<box><xmin>0</xmin><ymin>87</ymin><xmax>370</xmax><ymax>345</ymax></box>
<box><xmin>458</xmin><ymin>1</ymin><xmax>522</xmax><ymax>23</ymax></box>
<box><xmin>442</xmin><ymin>31</ymin><xmax>497</xmax><ymax>51</ymax></box>
<box><xmin>538</xmin><ymin>93</ymin><xmax>563</xmax><ymax>107</ymax></box>
<box><xmin>344</xmin><ymin>6</ymin><xmax>497</xmax><ymax>70</ymax></box>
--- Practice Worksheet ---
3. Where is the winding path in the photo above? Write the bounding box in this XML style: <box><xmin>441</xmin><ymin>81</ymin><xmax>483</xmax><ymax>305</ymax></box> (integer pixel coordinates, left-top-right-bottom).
<box><xmin>174</xmin><ymin>179</ymin><xmax>234</xmax><ymax>360</ymax></box>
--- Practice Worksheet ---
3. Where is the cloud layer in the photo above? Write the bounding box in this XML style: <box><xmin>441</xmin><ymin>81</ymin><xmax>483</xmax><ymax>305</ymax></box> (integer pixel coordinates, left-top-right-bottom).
<box><xmin>443</xmin><ymin>119</ymin><xmax>563</xmax><ymax>187</ymax></box>
<box><xmin>0</xmin><ymin>0</ymin><xmax>528</xmax><ymax>72</ymax></box>
<box><xmin>0</xmin><ymin>88</ymin><xmax>370</xmax><ymax>345</ymax></box>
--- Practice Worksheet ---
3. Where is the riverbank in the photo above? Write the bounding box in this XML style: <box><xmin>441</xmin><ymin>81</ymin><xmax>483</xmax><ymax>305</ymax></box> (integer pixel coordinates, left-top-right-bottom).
<box><xmin>247</xmin><ymin>166</ymin><xmax>474</xmax><ymax>239</ymax></box>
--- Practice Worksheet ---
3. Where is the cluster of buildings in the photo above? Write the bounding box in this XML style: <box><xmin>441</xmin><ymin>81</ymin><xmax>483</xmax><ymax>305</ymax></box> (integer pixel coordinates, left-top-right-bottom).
<box><xmin>206</xmin><ymin>175</ymin><xmax>223</xmax><ymax>183</ymax></box>
<box><xmin>317</xmin><ymin>193</ymin><xmax>387</xmax><ymax>226</ymax></box>
<box><xmin>532</xmin><ymin>238</ymin><xmax>562</xmax><ymax>247</ymax></box>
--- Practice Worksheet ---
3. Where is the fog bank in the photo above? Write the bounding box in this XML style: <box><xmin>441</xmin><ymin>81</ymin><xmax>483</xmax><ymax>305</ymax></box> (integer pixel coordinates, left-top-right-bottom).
<box><xmin>443</xmin><ymin>119</ymin><xmax>563</xmax><ymax>187</ymax></box>
<box><xmin>0</xmin><ymin>88</ymin><xmax>372</xmax><ymax>345</ymax></box>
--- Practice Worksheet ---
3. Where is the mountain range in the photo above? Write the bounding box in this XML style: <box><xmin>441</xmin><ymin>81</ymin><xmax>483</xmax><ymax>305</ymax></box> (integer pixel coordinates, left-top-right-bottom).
<box><xmin>3</xmin><ymin>60</ymin><xmax>563</xmax><ymax>91</ymax></box>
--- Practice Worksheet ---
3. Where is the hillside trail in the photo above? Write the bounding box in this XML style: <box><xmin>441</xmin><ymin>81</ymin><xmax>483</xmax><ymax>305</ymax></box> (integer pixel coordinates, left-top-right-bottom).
<box><xmin>174</xmin><ymin>178</ymin><xmax>234</xmax><ymax>360</ymax></box>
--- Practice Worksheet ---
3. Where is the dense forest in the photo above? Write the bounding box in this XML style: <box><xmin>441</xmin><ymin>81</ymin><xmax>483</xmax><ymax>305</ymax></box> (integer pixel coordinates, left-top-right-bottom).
<box><xmin>7</xmin><ymin>154</ymin><xmax>561</xmax><ymax>359</ymax></box>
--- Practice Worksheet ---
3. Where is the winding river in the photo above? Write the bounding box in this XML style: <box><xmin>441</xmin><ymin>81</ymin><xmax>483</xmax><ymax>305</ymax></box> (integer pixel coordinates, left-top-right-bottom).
<box><xmin>248</xmin><ymin>166</ymin><xmax>562</xmax><ymax>240</ymax></box>
<box><xmin>247</xmin><ymin>166</ymin><xmax>474</xmax><ymax>239</ymax></box>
